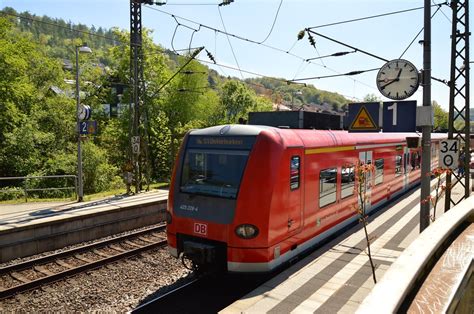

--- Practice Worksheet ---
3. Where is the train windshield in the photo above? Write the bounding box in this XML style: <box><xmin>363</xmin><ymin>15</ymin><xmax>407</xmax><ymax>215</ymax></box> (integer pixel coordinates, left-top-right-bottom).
<box><xmin>180</xmin><ymin>149</ymin><xmax>249</xmax><ymax>199</ymax></box>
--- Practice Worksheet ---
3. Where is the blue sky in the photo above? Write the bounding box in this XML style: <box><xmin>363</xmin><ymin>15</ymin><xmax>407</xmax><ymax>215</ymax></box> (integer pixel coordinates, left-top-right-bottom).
<box><xmin>2</xmin><ymin>0</ymin><xmax>469</xmax><ymax>110</ymax></box>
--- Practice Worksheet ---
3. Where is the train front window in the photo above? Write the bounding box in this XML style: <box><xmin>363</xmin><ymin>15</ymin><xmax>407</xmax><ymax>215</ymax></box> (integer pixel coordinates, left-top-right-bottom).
<box><xmin>180</xmin><ymin>149</ymin><xmax>249</xmax><ymax>199</ymax></box>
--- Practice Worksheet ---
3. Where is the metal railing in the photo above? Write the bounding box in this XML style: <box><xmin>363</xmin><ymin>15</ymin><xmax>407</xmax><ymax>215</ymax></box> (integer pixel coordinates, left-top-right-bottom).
<box><xmin>0</xmin><ymin>175</ymin><xmax>77</xmax><ymax>202</ymax></box>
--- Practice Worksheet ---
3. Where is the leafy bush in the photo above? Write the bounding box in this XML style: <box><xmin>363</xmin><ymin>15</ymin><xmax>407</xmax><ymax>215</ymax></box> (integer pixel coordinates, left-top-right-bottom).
<box><xmin>0</xmin><ymin>186</ymin><xmax>24</xmax><ymax>201</ymax></box>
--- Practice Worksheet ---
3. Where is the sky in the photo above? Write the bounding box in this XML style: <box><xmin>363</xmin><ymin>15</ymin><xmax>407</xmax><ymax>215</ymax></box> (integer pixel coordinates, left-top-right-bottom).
<box><xmin>1</xmin><ymin>0</ymin><xmax>470</xmax><ymax>110</ymax></box>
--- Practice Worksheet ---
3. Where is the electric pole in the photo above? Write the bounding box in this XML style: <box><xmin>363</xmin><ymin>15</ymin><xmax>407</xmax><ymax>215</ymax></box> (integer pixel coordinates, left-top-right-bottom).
<box><xmin>420</xmin><ymin>0</ymin><xmax>432</xmax><ymax>232</ymax></box>
<box><xmin>130</xmin><ymin>0</ymin><xmax>154</xmax><ymax>193</ymax></box>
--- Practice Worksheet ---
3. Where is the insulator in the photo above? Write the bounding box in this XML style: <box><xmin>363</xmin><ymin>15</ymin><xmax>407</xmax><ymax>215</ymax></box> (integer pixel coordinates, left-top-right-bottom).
<box><xmin>206</xmin><ymin>49</ymin><xmax>216</xmax><ymax>64</ymax></box>
<box><xmin>308</xmin><ymin>33</ymin><xmax>316</xmax><ymax>48</ymax></box>
<box><xmin>297</xmin><ymin>30</ymin><xmax>305</xmax><ymax>40</ymax></box>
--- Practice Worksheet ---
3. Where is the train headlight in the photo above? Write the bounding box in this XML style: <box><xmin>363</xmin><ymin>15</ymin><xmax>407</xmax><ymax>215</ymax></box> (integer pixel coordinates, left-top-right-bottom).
<box><xmin>235</xmin><ymin>224</ymin><xmax>259</xmax><ymax>239</ymax></box>
<box><xmin>166</xmin><ymin>211</ymin><xmax>172</xmax><ymax>224</ymax></box>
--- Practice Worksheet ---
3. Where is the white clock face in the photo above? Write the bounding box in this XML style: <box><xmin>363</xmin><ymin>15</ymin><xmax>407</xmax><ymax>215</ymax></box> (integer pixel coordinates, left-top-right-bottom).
<box><xmin>376</xmin><ymin>59</ymin><xmax>420</xmax><ymax>100</ymax></box>
<box><xmin>78</xmin><ymin>104</ymin><xmax>89</xmax><ymax>120</ymax></box>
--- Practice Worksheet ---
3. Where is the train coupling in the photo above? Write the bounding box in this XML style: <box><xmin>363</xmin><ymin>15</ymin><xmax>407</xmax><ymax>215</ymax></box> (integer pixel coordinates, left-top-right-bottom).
<box><xmin>183</xmin><ymin>241</ymin><xmax>217</xmax><ymax>265</ymax></box>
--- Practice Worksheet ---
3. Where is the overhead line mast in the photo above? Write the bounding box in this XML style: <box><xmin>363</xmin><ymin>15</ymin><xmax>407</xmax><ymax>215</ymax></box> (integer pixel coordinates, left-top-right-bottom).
<box><xmin>444</xmin><ymin>0</ymin><xmax>471</xmax><ymax>210</ymax></box>
<box><xmin>130</xmin><ymin>0</ymin><xmax>163</xmax><ymax>193</ymax></box>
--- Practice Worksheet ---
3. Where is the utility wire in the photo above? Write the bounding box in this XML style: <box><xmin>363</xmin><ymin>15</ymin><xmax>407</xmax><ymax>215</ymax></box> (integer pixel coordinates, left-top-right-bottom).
<box><xmin>150</xmin><ymin>47</ymin><xmax>205</xmax><ymax>98</ymax></box>
<box><xmin>289</xmin><ymin>68</ymin><xmax>380</xmax><ymax>82</ymax></box>
<box><xmin>1</xmin><ymin>11</ymin><xmax>128</xmax><ymax>46</ymax></box>
<box><xmin>143</xmin><ymin>5</ymin><xmax>376</xmax><ymax>90</ymax></box>
<box><xmin>432</xmin><ymin>0</ymin><xmax>451</xmax><ymax>23</ymax></box>
<box><xmin>399</xmin><ymin>4</ymin><xmax>441</xmax><ymax>59</ymax></box>
<box><xmin>306</xmin><ymin>50</ymin><xmax>357</xmax><ymax>62</ymax></box>
<box><xmin>217</xmin><ymin>6</ymin><xmax>244</xmax><ymax>79</ymax></box>
<box><xmin>196</xmin><ymin>57</ymin><xmax>307</xmax><ymax>86</ymax></box>
<box><xmin>257</xmin><ymin>0</ymin><xmax>284</xmax><ymax>44</ymax></box>
<box><xmin>307</xmin><ymin>2</ymin><xmax>447</xmax><ymax>29</ymax></box>
<box><xmin>306</xmin><ymin>29</ymin><xmax>388</xmax><ymax>62</ymax></box>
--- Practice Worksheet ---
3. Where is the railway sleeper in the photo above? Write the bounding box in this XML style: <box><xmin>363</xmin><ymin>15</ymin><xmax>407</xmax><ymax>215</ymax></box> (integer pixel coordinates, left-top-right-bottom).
<box><xmin>33</xmin><ymin>265</ymin><xmax>54</xmax><ymax>276</ymax></box>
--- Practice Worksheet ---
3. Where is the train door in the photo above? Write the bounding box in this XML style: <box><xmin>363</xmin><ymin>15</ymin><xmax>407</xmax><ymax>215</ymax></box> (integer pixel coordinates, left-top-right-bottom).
<box><xmin>403</xmin><ymin>147</ymin><xmax>409</xmax><ymax>188</ymax></box>
<box><xmin>288</xmin><ymin>149</ymin><xmax>302</xmax><ymax>233</ymax></box>
<box><xmin>359</xmin><ymin>151</ymin><xmax>372</xmax><ymax>209</ymax></box>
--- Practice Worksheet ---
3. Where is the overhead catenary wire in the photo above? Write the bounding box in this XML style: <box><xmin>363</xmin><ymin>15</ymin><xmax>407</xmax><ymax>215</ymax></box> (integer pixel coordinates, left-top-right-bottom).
<box><xmin>432</xmin><ymin>0</ymin><xmax>451</xmax><ymax>23</ymax></box>
<box><xmin>306</xmin><ymin>29</ymin><xmax>388</xmax><ymax>63</ymax></box>
<box><xmin>217</xmin><ymin>6</ymin><xmax>244</xmax><ymax>79</ymax></box>
<box><xmin>307</xmin><ymin>2</ymin><xmax>448</xmax><ymax>29</ymax></box>
<box><xmin>289</xmin><ymin>68</ymin><xmax>380</xmax><ymax>82</ymax></box>
<box><xmin>256</xmin><ymin>0</ymin><xmax>284</xmax><ymax>44</ymax></box>
<box><xmin>399</xmin><ymin>4</ymin><xmax>442</xmax><ymax>59</ymax></box>
<box><xmin>143</xmin><ymin>5</ymin><xmax>380</xmax><ymax>91</ymax></box>
<box><xmin>1</xmin><ymin>11</ymin><xmax>128</xmax><ymax>47</ymax></box>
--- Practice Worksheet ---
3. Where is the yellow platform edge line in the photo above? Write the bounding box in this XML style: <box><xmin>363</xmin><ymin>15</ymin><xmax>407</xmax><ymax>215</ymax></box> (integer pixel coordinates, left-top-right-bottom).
<box><xmin>305</xmin><ymin>146</ymin><xmax>355</xmax><ymax>155</ymax></box>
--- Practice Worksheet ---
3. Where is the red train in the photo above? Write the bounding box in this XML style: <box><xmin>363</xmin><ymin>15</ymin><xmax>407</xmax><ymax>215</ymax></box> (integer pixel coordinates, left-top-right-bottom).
<box><xmin>166</xmin><ymin>124</ymin><xmax>445</xmax><ymax>272</ymax></box>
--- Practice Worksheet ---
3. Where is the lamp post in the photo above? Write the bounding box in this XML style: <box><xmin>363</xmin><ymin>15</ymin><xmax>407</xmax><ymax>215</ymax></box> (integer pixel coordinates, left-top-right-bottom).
<box><xmin>76</xmin><ymin>44</ymin><xmax>92</xmax><ymax>202</ymax></box>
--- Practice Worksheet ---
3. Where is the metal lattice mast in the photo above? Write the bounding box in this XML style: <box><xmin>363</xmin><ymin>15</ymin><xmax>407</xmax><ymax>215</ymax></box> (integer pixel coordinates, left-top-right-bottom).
<box><xmin>130</xmin><ymin>0</ymin><xmax>151</xmax><ymax>193</ymax></box>
<box><xmin>445</xmin><ymin>0</ymin><xmax>470</xmax><ymax>210</ymax></box>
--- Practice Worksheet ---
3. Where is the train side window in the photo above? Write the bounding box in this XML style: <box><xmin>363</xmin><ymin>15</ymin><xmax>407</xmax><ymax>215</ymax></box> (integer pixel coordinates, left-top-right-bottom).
<box><xmin>319</xmin><ymin>168</ymin><xmax>337</xmax><ymax>207</ymax></box>
<box><xmin>374</xmin><ymin>158</ymin><xmax>384</xmax><ymax>185</ymax></box>
<box><xmin>341</xmin><ymin>165</ymin><xmax>355</xmax><ymax>199</ymax></box>
<box><xmin>432</xmin><ymin>144</ymin><xmax>438</xmax><ymax>159</ymax></box>
<box><xmin>395</xmin><ymin>155</ymin><xmax>402</xmax><ymax>177</ymax></box>
<box><xmin>290</xmin><ymin>156</ymin><xmax>300</xmax><ymax>190</ymax></box>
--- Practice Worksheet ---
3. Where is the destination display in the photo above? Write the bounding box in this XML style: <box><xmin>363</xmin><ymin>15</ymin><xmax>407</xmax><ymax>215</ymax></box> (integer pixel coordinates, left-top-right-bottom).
<box><xmin>187</xmin><ymin>136</ymin><xmax>256</xmax><ymax>150</ymax></box>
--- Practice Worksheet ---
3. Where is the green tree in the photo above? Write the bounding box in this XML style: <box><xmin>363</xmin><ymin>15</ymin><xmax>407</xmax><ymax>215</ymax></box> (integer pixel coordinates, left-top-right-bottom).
<box><xmin>220</xmin><ymin>80</ymin><xmax>255</xmax><ymax>123</ymax></box>
<box><xmin>363</xmin><ymin>93</ymin><xmax>381</xmax><ymax>102</ymax></box>
<box><xmin>432</xmin><ymin>100</ymin><xmax>448</xmax><ymax>131</ymax></box>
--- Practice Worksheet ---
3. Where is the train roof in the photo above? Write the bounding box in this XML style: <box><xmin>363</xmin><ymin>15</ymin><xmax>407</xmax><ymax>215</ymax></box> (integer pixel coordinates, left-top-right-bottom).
<box><xmin>189</xmin><ymin>124</ymin><xmax>447</xmax><ymax>149</ymax></box>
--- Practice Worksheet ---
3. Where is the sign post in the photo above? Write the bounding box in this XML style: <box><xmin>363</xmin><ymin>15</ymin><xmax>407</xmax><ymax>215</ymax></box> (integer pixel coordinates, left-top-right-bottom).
<box><xmin>348</xmin><ymin>102</ymin><xmax>380</xmax><ymax>132</ymax></box>
<box><xmin>439</xmin><ymin>139</ymin><xmax>460</xmax><ymax>170</ymax></box>
<box><xmin>131</xmin><ymin>136</ymin><xmax>140</xmax><ymax>155</ymax></box>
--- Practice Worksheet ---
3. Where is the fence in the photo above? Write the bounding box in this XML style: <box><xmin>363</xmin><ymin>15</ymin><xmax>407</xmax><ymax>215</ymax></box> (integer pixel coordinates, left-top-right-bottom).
<box><xmin>0</xmin><ymin>175</ymin><xmax>77</xmax><ymax>202</ymax></box>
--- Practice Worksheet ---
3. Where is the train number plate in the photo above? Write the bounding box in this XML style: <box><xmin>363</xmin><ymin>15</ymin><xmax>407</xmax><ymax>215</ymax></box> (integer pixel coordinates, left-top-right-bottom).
<box><xmin>194</xmin><ymin>223</ymin><xmax>207</xmax><ymax>236</ymax></box>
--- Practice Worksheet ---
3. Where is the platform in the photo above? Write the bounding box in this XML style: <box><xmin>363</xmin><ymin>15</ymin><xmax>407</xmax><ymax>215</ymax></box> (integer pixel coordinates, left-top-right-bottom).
<box><xmin>221</xmin><ymin>179</ymin><xmax>471</xmax><ymax>313</ymax></box>
<box><xmin>0</xmin><ymin>190</ymin><xmax>168</xmax><ymax>263</ymax></box>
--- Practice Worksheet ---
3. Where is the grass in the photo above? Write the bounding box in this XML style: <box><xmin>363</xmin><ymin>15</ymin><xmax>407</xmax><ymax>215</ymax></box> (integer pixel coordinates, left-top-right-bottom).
<box><xmin>0</xmin><ymin>182</ymin><xmax>169</xmax><ymax>205</ymax></box>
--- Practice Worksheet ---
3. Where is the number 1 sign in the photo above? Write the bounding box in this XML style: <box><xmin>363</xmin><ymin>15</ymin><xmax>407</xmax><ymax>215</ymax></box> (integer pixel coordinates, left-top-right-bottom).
<box><xmin>382</xmin><ymin>100</ymin><xmax>417</xmax><ymax>132</ymax></box>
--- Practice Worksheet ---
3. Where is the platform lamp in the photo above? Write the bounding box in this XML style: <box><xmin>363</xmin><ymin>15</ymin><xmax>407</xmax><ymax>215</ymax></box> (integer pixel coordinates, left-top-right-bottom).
<box><xmin>76</xmin><ymin>44</ymin><xmax>92</xmax><ymax>202</ymax></box>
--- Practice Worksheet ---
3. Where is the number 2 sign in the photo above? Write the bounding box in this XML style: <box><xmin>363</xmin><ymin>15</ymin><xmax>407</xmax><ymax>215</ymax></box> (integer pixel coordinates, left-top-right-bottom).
<box><xmin>439</xmin><ymin>139</ymin><xmax>459</xmax><ymax>169</ymax></box>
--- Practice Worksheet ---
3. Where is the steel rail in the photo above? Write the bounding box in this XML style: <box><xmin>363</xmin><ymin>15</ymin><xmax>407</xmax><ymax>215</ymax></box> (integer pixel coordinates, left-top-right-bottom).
<box><xmin>0</xmin><ymin>224</ymin><xmax>167</xmax><ymax>299</ymax></box>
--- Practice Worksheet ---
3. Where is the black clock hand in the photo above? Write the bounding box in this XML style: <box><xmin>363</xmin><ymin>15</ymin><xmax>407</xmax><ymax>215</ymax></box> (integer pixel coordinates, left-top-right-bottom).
<box><xmin>396</xmin><ymin>68</ymin><xmax>402</xmax><ymax>80</ymax></box>
<box><xmin>381</xmin><ymin>79</ymin><xmax>396</xmax><ymax>90</ymax></box>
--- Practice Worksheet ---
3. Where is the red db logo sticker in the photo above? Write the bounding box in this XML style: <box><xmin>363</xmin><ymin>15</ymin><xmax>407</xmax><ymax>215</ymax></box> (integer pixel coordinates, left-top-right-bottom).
<box><xmin>194</xmin><ymin>223</ymin><xmax>207</xmax><ymax>236</ymax></box>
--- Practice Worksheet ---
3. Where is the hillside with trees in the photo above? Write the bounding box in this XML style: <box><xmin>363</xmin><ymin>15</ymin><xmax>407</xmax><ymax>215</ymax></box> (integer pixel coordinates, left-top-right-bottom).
<box><xmin>0</xmin><ymin>8</ymin><xmax>448</xmax><ymax>198</ymax></box>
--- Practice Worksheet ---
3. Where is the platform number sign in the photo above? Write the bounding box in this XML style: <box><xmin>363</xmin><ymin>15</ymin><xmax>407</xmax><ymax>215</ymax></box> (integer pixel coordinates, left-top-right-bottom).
<box><xmin>439</xmin><ymin>139</ymin><xmax>459</xmax><ymax>169</ymax></box>
<box><xmin>382</xmin><ymin>100</ymin><xmax>416</xmax><ymax>132</ymax></box>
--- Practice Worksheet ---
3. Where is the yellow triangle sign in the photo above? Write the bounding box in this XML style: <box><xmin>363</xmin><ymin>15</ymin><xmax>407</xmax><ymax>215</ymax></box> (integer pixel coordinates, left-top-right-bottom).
<box><xmin>350</xmin><ymin>106</ymin><xmax>378</xmax><ymax>130</ymax></box>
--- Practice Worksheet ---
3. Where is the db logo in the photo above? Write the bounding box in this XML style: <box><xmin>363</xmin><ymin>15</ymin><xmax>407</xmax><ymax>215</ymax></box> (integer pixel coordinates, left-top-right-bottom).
<box><xmin>194</xmin><ymin>223</ymin><xmax>207</xmax><ymax>236</ymax></box>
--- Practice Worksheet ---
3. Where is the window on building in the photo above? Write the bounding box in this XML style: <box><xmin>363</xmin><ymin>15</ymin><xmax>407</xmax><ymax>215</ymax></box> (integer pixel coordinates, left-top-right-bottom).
<box><xmin>290</xmin><ymin>156</ymin><xmax>300</xmax><ymax>190</ymax></box>
<box><xmin>395</xmin><ymin>155</ymin><xmax>402</xmax><ymax>177</ymax></box>
<box><xmin>320</xmin><ymin>168</ymin><xmax>337</xmax><ymax>207</ymax></box>
<box><xmin>341</xmin><ymin>165</ymin><xmax>355</xmax><ymax>199</ymax></box>
<box><xmin>375</xmin><ymin>158</ymin><xmax>384</xmax><ymax>185</ymax></box>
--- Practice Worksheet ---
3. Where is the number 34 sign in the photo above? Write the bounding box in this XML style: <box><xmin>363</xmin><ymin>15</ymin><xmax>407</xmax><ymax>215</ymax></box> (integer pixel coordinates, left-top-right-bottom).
<box><xmin>439</xmin><ymin>139</ymin><xmax>460</xmax><ymax>170</ymax></box>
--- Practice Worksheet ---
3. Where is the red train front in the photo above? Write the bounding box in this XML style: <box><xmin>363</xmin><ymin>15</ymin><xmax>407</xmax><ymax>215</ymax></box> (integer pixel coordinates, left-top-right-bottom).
<box><xmin>166</xmin><ymin>124</ymin><xmax>444</xmax><ymax>272</ymax></box>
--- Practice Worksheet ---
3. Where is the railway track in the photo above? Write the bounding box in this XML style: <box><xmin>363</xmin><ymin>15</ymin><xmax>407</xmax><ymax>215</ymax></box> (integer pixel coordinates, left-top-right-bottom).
<box><xmin>0</xmin><ymin>224</ymin><xmax>167</xmax><ymax>299</ymax></box>
<box><xmin>131</xmin><ymin>272</ymin><xmax>270</xmax><ymax>313</ymax></box>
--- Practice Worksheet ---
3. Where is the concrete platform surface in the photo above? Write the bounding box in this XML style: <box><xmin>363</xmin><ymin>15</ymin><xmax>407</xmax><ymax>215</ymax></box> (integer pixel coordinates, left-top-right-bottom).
<box><xmin>0</xmin><ymin>189</ymin><xmax>169</xmax><ymax>262</ymax></box>
<box><xmin>221</xmin><ymin>180</ymin><xmax>466</xmax><ymax>313</ymax></box>
<box><xmin>0</xmin><ymin>189</ymin><xmax>169</xmax><ymax>231</ymax></box>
